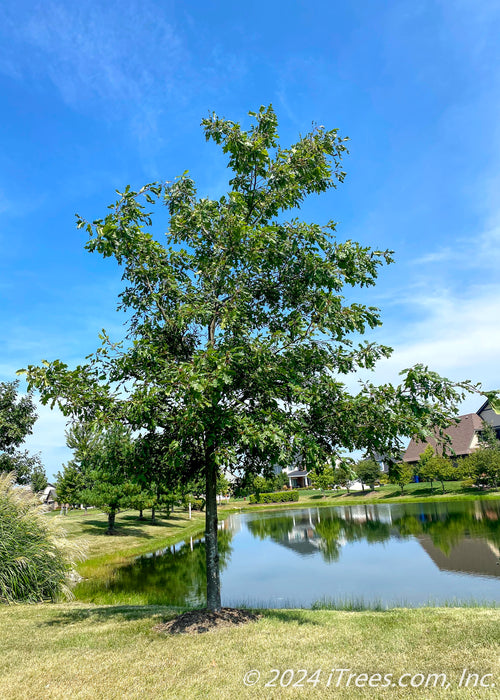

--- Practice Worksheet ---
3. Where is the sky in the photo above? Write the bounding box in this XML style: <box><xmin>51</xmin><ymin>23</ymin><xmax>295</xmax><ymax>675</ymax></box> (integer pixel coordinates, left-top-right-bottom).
<box><xmin>1</xmin><ymin>0</ymin><xmax>500</xmax><ymax>481</ymax></box>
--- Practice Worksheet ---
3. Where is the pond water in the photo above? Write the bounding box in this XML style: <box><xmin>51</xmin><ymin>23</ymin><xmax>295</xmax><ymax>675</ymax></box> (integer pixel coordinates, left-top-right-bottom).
<box><xmin>77</xmin><ymin>500</ymin><xmax>500</xmax><ymax>608</ymax></box>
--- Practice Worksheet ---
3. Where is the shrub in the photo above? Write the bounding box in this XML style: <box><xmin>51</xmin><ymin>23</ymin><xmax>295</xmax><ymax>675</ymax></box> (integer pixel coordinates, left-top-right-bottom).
<box><xmin>187</xmin><ymin>497</ymin><xmax>205</xmax><ymax>511</ymax></box>
<box><xmin>249</xmin><ymin>490</ymin><xmax>299</xmax><ymax>504</ymax></box>
<box><xmin>0</xmin><ymin>472</ymin><xmax>84</xmax><ymax>603</ymax></box>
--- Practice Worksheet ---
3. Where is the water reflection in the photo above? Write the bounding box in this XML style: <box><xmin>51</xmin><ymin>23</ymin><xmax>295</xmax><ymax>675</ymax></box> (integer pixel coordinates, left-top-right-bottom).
<box><xmin>246</xmin><ymin>502</ymin><xmax>500</xmax><ymax>577</ymax></box>
<box><xmin>76</xmin><ymin>528</ymin><xmax>234</xmax><ymax>606</ymax></box>
<box><xmin>76</xmin><ymin>500</ymin><xmax>500</xmax><ymax>608</ymax></box>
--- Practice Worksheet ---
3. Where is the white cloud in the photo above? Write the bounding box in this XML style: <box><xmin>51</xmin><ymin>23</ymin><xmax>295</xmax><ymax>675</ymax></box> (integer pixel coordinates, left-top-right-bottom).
<box><xmin>352</xmin><ymin>283</ymin><xmax>500</xmax><ymax>416</ymax></box>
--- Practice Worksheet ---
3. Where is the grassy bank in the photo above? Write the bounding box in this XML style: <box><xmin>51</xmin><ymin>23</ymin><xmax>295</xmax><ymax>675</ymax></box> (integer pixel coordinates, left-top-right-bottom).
<box><xmin>0</xmin><ymin>604</ymin><xmax>498</xmax><ymax>699</ymax></box>
<box><xmin>224</xmin><ymin>481</ymin><xmax>500</xmax><ymax>512</ymax></box>
<box><xmin>53</xmin><ymin>508</ymin><xmax>205</xmax><ymax>580</ymax></box>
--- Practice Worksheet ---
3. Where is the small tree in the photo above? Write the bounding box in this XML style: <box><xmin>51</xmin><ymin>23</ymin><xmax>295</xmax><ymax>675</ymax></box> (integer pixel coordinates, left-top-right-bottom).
<box><xmin>30</xmin><ymin>460</ymin><xmax>48</xmax><ymax>493</ymax></box>
<box><xmin>310</xmin><ymin>465</ymin><xmax>337</xmax><ymax>490</ymax></box>
<box><xmin>430</xmin><ymin>456</ymin><xmax>456</xmax><ymax>493</ymax></box>
<box><xmin>55</xmin><ymin>462</ymin><xmax>87</xmax><ymax>509</ymax></box>
<box><xmin>334</xmin><ymin>462</ymin><xmax>357</xmax><ymax>494</ymax></box>
<box><xmin>389</xmin><ymin>462</ymin><xmax>414</xmax><ymax>495</ymax></box>
<box><xmin>356</xmin><ymin>459</ymin><xmax>381</xmax><ymax>491</ymax></box>
<box><xmin>78</xmin><ymin>424</ymin><xmax>138</xmax><ymax>533</ymax></box>
<box><xmin>462</xmin><ymin>450</ymin><xmax>500</xmax><ymax>489</ymax></box>
<box><xmin>418</xmin><ymin>445</ymin><xmax>436</xmax><ymax>492</ymax></box>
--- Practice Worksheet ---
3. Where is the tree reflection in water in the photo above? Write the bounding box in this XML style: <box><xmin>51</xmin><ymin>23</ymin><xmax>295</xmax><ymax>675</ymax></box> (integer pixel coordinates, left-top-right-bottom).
<box><xmin>76</xmin><ymin>529</ymin><xmax>233</xmax><ymax>606</ymax></box>
<box><xmin>246</xmin><ymin>501</ymin><xmax>500</xmax><ymax>563</ymax></box>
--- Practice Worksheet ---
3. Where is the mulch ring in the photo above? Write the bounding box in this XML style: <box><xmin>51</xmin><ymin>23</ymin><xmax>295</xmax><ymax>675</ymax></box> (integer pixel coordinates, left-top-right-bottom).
<box><xmin>154</xmin><ymin>607</ymin><xmax>261</xmax><ymax>635</ymax></box>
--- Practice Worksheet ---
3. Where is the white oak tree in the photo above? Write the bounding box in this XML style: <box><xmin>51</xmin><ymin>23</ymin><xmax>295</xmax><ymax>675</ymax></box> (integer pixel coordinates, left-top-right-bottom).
<box><xmin>23</xmin><ymin>106</ymin><xmax>487</xmax><ymax>610</ymax></box>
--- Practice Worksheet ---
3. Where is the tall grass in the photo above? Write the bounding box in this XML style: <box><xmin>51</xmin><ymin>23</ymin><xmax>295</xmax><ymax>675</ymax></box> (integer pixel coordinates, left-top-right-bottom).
<box><xmin>0</xmin><ymin>472</ymin><xmax>85</xmax><ymax>603</ymax></box>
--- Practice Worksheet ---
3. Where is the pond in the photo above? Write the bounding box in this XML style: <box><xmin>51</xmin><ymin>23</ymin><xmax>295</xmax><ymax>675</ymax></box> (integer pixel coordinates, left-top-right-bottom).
<box><xmin>76</xmin><ymin>500</ymin><xmax>500</xmax><ymax>608</ymax></box>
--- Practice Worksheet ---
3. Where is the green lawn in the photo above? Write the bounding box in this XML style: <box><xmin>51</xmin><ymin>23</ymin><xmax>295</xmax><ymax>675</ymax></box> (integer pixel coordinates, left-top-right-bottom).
<box><xmin>51</xmin><ymin>507</ymin><xmax>205</xmax><ymax>580</ymax></box>
<box><xmin>224</xmin><ymin>481</ymin><xmax>500</xmax><ymax>511</ymax></box>
<box><xmin>0</xmin><ymin>604</ymin><xmax>498</xmax><ymax>699</ymax></box>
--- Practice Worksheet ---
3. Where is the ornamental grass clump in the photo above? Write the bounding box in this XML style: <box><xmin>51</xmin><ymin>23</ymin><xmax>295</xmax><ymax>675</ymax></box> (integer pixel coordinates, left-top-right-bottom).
<box><xmin>0</xmin><ymin>472</ymin><xmax>85</xmax><ymax>603</ymax></box>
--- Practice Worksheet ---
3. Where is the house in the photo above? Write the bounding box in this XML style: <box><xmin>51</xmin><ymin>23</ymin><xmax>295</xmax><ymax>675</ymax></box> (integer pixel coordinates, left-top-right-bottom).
<box><xmin>403</xmin><ymin>412</ymin><xmax>484</xmax><ymax>465</ymax></box>
<box><xmin>283</xmin><ymin>464</ymin><xmax>311</xmax><ymax>488</ymax></box>
<box><xmin>39</xmin><ymin>483</ymin><xmax>58</xmax><ymax>510</ymax></box>
<box><xmin>476</xmin><ymin>399</ymin><xmax>500</xmax><ymax>439</ymax></box>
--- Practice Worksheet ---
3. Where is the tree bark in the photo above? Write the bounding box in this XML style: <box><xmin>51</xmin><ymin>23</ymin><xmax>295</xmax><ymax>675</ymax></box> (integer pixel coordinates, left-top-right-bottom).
<box><xmin>205</xmin><ymin>445</ymin><xmax>221</xmax><ymax>611</ymax></box>
<box><xmin>151</xmin><ymin>506</ymin><xmax>156</xmax><ymax>524</ymax></box>
<box><xmin>107</xmin><ymin>509</ymin><xmax>116</xmax><ymax>534</ymax></box>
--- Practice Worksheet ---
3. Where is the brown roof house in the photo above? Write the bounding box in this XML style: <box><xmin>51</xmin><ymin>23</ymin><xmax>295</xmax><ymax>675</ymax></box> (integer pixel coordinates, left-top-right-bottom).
<box><xmin>403</xmin><ymin>413</ymin><xmax>484</xmax><ymax>465</ymax></box>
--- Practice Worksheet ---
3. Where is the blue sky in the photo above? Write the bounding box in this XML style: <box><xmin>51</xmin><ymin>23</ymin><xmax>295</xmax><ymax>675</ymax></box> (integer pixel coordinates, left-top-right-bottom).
<box><xmin>1</xmin><ymin>0</ymin><xmax>500</xmax><ymax>480</ymax></box>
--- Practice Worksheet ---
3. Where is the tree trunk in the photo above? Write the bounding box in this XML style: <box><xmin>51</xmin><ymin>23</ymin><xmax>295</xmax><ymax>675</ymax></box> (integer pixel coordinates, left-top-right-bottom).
<box><xmin>205</xmin><ymin>447</ymin><xmax>221</xmax><ymax>611</ymax></box>
<box><xmin>107</xmin><ymin>509</ymin><xmax>116</xmax><ymax>534</ymax></box>
<box><xmin>138</xmin><ymin>508</ymin><xmax>144</xmax><ymax>520</ymax></box>
<box><xmin>151</xmin><ymin>506</ymin><xmax>156</xmax><ymax>524</ymax></box>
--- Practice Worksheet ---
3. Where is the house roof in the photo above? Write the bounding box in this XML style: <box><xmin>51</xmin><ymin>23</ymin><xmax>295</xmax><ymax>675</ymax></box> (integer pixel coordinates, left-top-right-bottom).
<box><xmin>403</xmin><ymin>413</ymin><xmax>484</xmax><ymax>463</ymax></box>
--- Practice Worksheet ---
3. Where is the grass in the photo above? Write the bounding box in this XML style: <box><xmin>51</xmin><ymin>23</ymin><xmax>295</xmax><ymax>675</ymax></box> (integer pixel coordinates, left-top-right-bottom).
<box><xmin>0</xmin><ymin>603</ymin><xmax>498</xmax><ymax>699</ymax></box>
<box><xmin>1</xmin><ymin>497</ymin><xmax>498</xmax><ymax>697</ymax></box>
<box><xmin>223</xmin><ymin>481</ymin><xmax>500</xmax><ymax>512</ymax></box>
<box><xmin>50</xmin><ymin>507</ymin><xmax>205</xmax><ymax>580</ymax></box>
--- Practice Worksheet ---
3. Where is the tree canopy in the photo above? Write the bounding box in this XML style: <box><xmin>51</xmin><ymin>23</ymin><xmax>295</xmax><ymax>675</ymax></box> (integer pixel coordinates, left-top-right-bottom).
<box><xmin>0</xmin><ymin>380</ymin><xmax>47</xmax><ymax>489</ymax></box>
<box><xmin>22</xmin><ymin>105</ymin><xmax>489</xmax><ymax>610</ymax></box>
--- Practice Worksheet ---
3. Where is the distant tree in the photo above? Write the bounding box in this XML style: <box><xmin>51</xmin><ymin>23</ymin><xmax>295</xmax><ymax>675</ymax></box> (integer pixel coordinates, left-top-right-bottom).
<box><xmin>30</xmin><ymin>461</ymin><xmax>48</xmax><ymax>493</ymax></box>
<box><xmin>418</xmin><ymin>445</ymin><xmax>437</xmax><ymax>492</ymax></box>
<box><xmin>334</xmin><ymin>462</ymin><xmax>357</xmax><ymax>494</ymax></box>
<box><xmin>355</xmin><ymin>459</ymin><xmax>381</xmax><ymax>490</ymax></box>
<box><xmin>73</xmin><ymin>423</ymin><xmax>139</xmax><ymax>533</ymax></box>
<box><xmin>462</xmin><ymin>449</ymin><xmax>500</xmax><ymax>489</ymax></box>
<box><xmin>55</xmin><ymin>463</ymin><xmax>87</xmax><ymax>508</ymax></box>
<box><xmin>428</xmin><ymin>456</ymin><xmax>456</xmax><ymax>493</ymax></box>
<box><xmin>0</xmin><ymin>380</ymin><xmax>42</xmax><ymax>487</ymax></box>
<box><xmin>389</xmin><ymin>462</ymin><xmax>414</xmax><ymax>495</ymax></box>
<box><xmin>252</xmin><ymin>475</ymin><xmax>268</xmax><ymax>497</ymax></box>
<box><xmin>0</xmin><ymin>380</ymin><xmax>37</xmax><ymax>455</ymax></box>
<box><xmin>310</xmin><ymin>465</ymin><xmax>336</xmax><ymax>490</ymax></box>
<box><xmin>0</xmin><ymin>450</ymin><xmax>41</xmax><ymax>486</ymax></box>
<box><xmin>478</xmin><ymin>422</ymin><xmax>500</xmax><ymax>450</ymax></box>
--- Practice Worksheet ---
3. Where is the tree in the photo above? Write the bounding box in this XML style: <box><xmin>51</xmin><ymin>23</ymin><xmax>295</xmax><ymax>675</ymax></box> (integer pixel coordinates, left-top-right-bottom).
<box><xmin>417</xmin><ymin>445</ymin><xmax>436</xmax><ymax>492</ymax></box>
<box><xmin>30</xmin><ymin>460</ymin><xmax>48</xmax><ymax>493</ymax></box>
<box><xmin>310</xmin><ymin>465</ymin><xmax>336</xmax><ymax>490</ymax></box>
<box><xmin>0</xmin><ymin>380</ymin><xmax>37</xmax><ymax>454</ymax></box>
<box><xmin>23</xmin><ymin>106</ymin><xmax>488</xmax><ymax>611</ymax></box>
<box><xmin>355</xmin><ymin>458</ymin><xmax>381</xmax><ymax>490</ymax></box>
<box><xmin>67</xmin><ymin>422</ymin><xmax>139</xmax><ymax>533</ymax></box>
<box><xmin>0</xmin><ymin>380</ymin><xmax>41</xmax><ymax>486</ymax></box>
<box><xmin>334</xmin><ymin>461</ymin><xmax>358</xmax><ymax>494</ymax></box>
<box><xmin>461</xmin><ymin>446</ymin><xmax>500</xmax><ymax>489</ymax></box>
<box><xmin>389</xmin><ymin>462</ymin><xmax>415</xmax><ymax>495</ymax></box>
<box><xmin>55</xmin><ymin>462</ymin><xmax>87</xmax><ymax>508</ymax></box>
<box><xmin>428</xmin><ymin>455</ymin><xmax>456</xmax><ymax>493</ymax></box>
<box><xmin>0</xmin><ymin>449</ymin><xmax>42</xmax><ymax>486</ymax></box>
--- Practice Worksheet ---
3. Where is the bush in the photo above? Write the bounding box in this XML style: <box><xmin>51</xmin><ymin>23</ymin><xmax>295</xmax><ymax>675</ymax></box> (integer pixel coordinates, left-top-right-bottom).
<box><xmin>249</xmin><ymin>490</ymin><xmax>299</xmax><ymax>504</ymax></box>
<box><xmin>0</xmin><ymin>472</ymin><xmax>84</xmax><ymax>603</ymax></box>
<box><xmin>187</xmin><ymin>497</ymin><xmax>205</xmax><ymax>511</ymax></box>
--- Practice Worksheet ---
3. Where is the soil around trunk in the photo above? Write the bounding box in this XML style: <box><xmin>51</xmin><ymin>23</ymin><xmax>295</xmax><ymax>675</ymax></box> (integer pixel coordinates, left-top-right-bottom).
<box><xmin>154</xmin><ymin>607</ymin><xmax>261</xmax><ymax>635</ymax></box>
